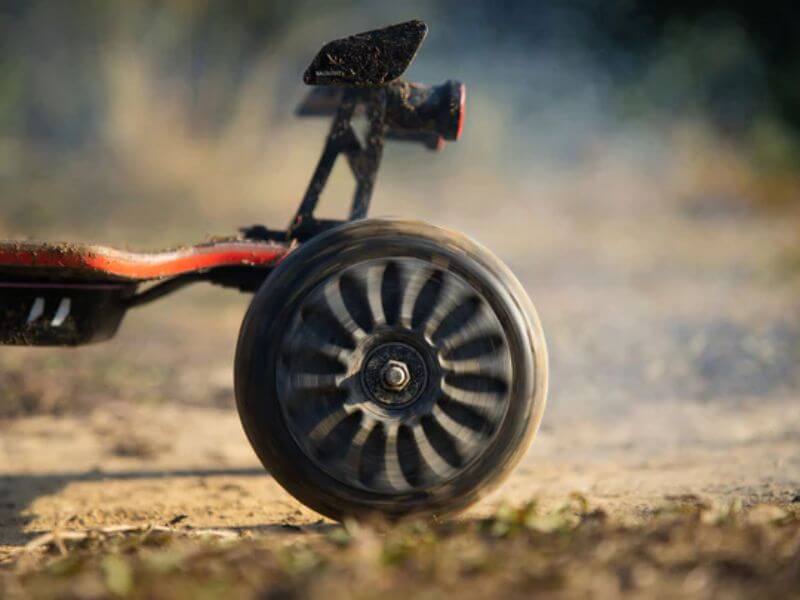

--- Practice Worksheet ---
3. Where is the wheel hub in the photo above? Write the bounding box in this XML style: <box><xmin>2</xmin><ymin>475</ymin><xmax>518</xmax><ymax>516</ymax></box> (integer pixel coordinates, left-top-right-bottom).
<box><xmin>277</xmin><ymin>256</ymin><xmax>514</xmax><ymax>494</ymax></box>
<box><xmin>362</xmin><ymin>342</ymin><xmax>428</xmax><ymax>408</ymax></box>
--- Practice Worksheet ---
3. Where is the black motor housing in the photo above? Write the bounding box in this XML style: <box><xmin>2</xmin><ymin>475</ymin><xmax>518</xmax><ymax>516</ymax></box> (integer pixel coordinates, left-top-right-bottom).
<box><xmin>0</xmin><ymin>278</ymin><xmax>134</xmax><ymax>345</ymax></box>
<box><xmin>297</xmin><ymin>79</ymin><xmax>465</xmax><ymax>150</ymax></box>
<box><xmin>385</xmin><ymin>79</ymin><xmax>465</xmax><ymax>142</ymax></box>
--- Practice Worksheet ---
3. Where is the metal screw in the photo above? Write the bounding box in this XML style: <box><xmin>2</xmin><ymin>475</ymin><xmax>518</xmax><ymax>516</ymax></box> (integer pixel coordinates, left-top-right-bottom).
<box><xmin>381</xmin><ymin>360</ymin><xmax>410</xmax><ymax>391</ymax></box>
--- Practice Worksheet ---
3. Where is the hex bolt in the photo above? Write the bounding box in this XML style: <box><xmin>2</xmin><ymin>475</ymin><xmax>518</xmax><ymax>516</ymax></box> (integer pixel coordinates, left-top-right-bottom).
<box><xmin>381</xmin><ymin>360</ymin><xmax>410</xmax><ymax>391</ymax></box>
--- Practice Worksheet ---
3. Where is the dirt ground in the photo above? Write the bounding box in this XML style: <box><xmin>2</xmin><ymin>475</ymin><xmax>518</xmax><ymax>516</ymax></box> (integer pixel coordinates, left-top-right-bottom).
<box><xmin>2</xmin><ymin>166</ymin><xmax>799</xmax><ymax>567</ymax></box>
<box><xmin>2</xmin><ymin>391</ymin><xmax>798</xmax><ymax>559</ymax></box>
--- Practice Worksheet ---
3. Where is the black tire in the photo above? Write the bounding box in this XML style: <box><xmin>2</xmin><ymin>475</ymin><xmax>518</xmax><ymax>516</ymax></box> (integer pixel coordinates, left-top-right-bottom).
<box><xmin>235</xmin><ymin>219</ymin><xmax>547</xmax><ymax>520</ymax></box>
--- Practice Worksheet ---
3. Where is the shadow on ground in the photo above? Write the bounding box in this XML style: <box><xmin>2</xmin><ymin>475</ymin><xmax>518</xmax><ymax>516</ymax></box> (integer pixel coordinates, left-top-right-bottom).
<box><xmin>0</xmin><ymin>467</ymin><xmax>270</xmax><ymax>548</ymax></box>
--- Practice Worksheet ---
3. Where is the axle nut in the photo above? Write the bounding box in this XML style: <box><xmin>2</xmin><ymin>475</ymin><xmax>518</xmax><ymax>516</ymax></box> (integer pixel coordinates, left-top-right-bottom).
<box><xmin>381</xmin><ymin>360</ymin><xmax>410</xmax><ymax>391</ymax></box>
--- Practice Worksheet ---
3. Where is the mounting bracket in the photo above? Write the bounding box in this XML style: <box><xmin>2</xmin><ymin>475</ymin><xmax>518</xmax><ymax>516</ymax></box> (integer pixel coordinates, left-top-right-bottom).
<box><xmin>287</xmin><ymin>88</ymin><xmax>387</xmax><ymax>241</ymax></box>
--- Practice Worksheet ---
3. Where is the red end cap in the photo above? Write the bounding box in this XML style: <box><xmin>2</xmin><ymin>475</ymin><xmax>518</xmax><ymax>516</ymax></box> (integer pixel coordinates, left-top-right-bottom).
<box><xmin>455</xmin><ymin>82</ymin><xmax>466</xmax><ymax>140</ymax></box>
<box><xmin>440</xmin><ymin>80</ymin><xmax>465</xmax><ymax>141</ymax></box>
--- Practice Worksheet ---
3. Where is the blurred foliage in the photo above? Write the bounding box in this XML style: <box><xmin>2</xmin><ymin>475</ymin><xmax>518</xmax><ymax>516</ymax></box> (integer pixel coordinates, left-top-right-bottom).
<box><xmin>4</xmin><ymin>499</ymin><xmax>800</xmax><ymax>599</ymax></box>
<box><xmin>1</xmin><ymin>0</ymin><xmax>799</xmax><ymax>147</ymax></box>
<box><xmin>0</xmin><ymin>0</ymin><xmax>306</xmax><ymax>144</ymax></box>
<box><xmin>0</xmin><ymin>0</ymin><xmax>798</xmax><ymax>241</ymax></box>
<box><xmin>438</xmin><ymin>0</ymin><xmax>800</xmax><ymax>138</ymax></box>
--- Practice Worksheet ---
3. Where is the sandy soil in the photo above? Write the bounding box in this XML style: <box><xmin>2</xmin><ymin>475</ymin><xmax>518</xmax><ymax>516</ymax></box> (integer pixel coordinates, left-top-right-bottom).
<box><xmin>2</xmin><ymin>167</ymin><xmax>800</xmax><ymax>564</ymax></box>
<box><xmin>2</xmin><ymin>396</ymin><xmax>798</xmax><ymax>561</ymax></box>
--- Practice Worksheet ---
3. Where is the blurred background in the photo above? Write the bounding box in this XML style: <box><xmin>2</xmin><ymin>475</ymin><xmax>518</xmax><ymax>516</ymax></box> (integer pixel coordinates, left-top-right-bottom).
<box><xmin>2</xmin><ymin>0</ymin><xmax>800</xmax><ymax>242</ymax></box>
<box><xmin>0</xmin><ymin>0</ymin><xmax>798</xmax><ymax>503</ymax></box>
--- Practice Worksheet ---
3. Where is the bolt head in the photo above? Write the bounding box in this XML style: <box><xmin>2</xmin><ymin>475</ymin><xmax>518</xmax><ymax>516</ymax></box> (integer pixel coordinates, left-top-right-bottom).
<box><xmin>381</xmin><ymin>360</ymin><xmax>410</xmax><ymax>391</ymax></box>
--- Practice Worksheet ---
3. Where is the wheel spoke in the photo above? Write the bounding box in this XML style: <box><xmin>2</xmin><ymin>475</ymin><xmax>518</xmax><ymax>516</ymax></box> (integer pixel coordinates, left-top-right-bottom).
<box><xmin>344</xmin><ymin>417</ymin><xmax>375</xmax><ymax>478</ymax></box>
<box><xmin>442</xmin><ymin>379</ymin><xmax>506</xmax><ymax>412</ymax></box>
<box><xmin>445</xmin><ymin>370</ymin><xmax>508</xmax><ymax>393</ymax></box>
<box><xmin>396</xmin><ymin>424</ymin><xmax>424</xmax><ymax>487</ymax></box>
<box><xmin>442</xmin><ymin>331</ymin><xmax>506</xmax><ymax>361</ymax></box>
<box><xmin>442</xmin><ymin>377</ymin><xmax>505</xmax><ymax>409</ymax></box>
<box><xmin>420</xmin><ymin>415</ymin><xmax>464</xmax><ymax>469</ymax></box>
<box><xmin>358</xmin><ymin>422</ymin><xmax>387</xmax><ymax>486</ymax></box>
<box><xmin>430</xmin><ymin>404</ymin><xmax>481</xmax><ymax>452</ymax></box>
<box><xmin>431</xmin><ymin>296</ymin><xmax>484</xmax><ymax>346</ymax></box>
<box><xmin>339</xmin><ymin>270</ymin><xmax>377</xmax><ymax>335</ymax></box>
<box><xmin>310</xmin><ymin>409</ymin><xmax>364</xmax><ymax>464</ymax></box>
<box><xmin>381</xmin><ymin>261</ymin><xmax>403</xmax><ymax>326</ymax></box>
<box><xmin>423</xmin><ymin>275</ymin><xmax>469</xmax><ymax>339</ymax></box>
<box><xmin>413</xmin><ymin>270</ymin><xmax>445</xmax><ymax>331</ymax></box>
<box><xmin>412</xmin><ymin>422</ymin><xmax>455</xmax><ymax>478</ymax></box>
<box><xmin>306</xmin><ymin>341</ymin><xmax>352</xmax><ymax>367</ymax></box>
<box><xmin>281</xmin><ymin>385</ymin><xmax>348</xmax><ymax>434</ymax></box>
<box><xmin>297</xmin><ymin>303</ymin><xmax>357</xmax><ymax>351</ymax></box>
<box><xmin>399</xmin><ymin>264</ymin><xmax>433</xmax><ymax>329</ymax></box>
<box><xmin>293</xmin><ymin>317</ymin><xmax>353</xmax><ymax>366</ymax></box>
<box><xmin>437</xmin><ymin>304</ymin><xmax>501</xmax><ymax>353</ymax></box>
<box><xmin>385</xmin><ymin>424</ymin><xmax>412</xmax><ymax>491</ymax></box>
<box><xmin>292</xmin><ymin>372</ymin><xmax>346</xmax><ymax>392</ymax></box>
<box><xmin>439</xmin><ymin>351</ymin><xmax>511</xmax><ymax>379</ymax></box>
<box><xmin>324</xmin><ymin>279</ymin><xmax>368</xmax><ymax>342</ymax></box>
<box><xmin>365</xmin><ymin>262</ymin><xmax>387</xmax><ymax>328</ymax></box>
<box><xmin>436</xmin><ymin>394</ymin><xmax>497</xmax><ymax>437</ymax></box>
<box><xmin>307</xmin><ymin>405</ymin><xmax>353</xmax><ymax>444</ymax></box>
